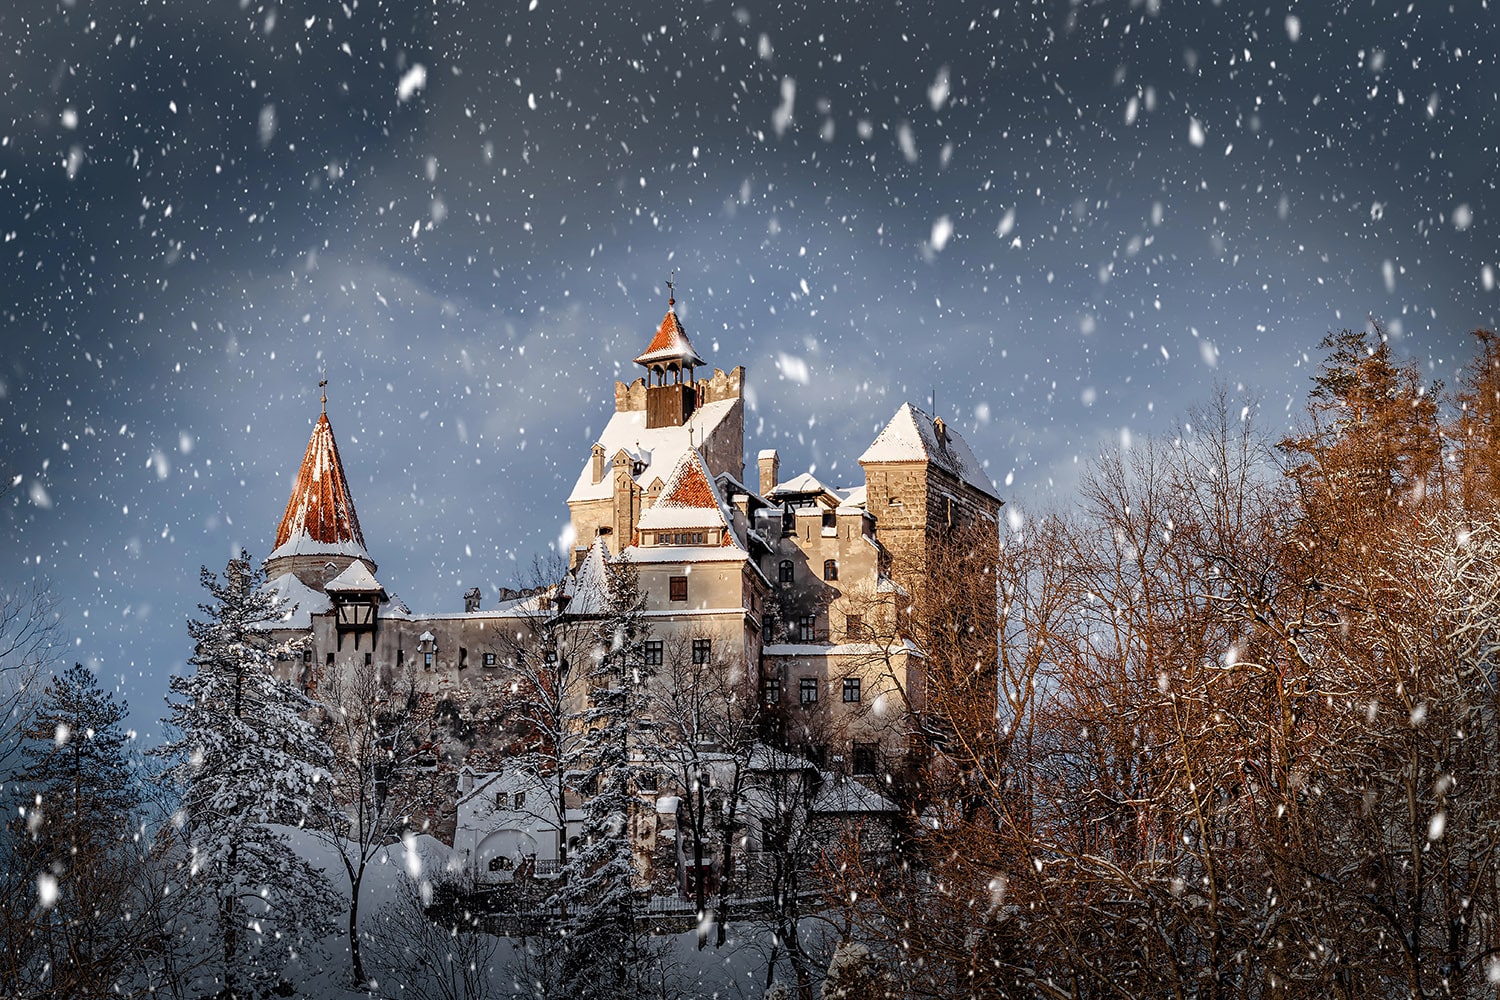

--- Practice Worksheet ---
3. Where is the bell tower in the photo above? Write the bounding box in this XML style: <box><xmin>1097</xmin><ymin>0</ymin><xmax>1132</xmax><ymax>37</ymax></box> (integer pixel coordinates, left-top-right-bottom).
<box><xmin>633</xmin><ymin>278</ymin><xmax>705</xmax><ymax>429</ymax></box>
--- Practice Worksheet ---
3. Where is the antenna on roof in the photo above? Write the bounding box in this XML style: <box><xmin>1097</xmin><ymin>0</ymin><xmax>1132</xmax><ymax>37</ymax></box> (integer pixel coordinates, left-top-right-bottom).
<box><xmin>931</xmin><ymin>386</ymin><xmax>936</xmax><ymax>418</ymax></box>
<box><xmin>667</xmin><ymin>271</ymin><xmax>676</xmax><ymax>309</ymax></box>
<box><xmin>320</xmin><ymin>363</ymin><xmax>329</xmax><ymax>414</ymax></box>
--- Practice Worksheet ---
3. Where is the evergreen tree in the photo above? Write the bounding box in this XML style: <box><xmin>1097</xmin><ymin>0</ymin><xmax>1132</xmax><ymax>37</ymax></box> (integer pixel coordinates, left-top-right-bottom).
<box><xmin>157</xmin><ymin>554</ymin><xmax>338</xmax><ymax>998</ymax></box>
<box><xmin>555</xmin><ymin>555</ymin><xmax>660</xmax><ymax>998</ymax></box>
<box><xmin>6</xmin><ymin>663</ymin><xmax>143</xmax><ymax>995</ymax></box>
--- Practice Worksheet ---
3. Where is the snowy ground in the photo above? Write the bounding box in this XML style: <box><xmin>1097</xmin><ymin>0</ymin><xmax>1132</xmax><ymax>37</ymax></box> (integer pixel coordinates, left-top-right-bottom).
<box><xmin>268</xmin><ymin>826</ymin><xmax>827</xmax><ymax>999</ymax></box>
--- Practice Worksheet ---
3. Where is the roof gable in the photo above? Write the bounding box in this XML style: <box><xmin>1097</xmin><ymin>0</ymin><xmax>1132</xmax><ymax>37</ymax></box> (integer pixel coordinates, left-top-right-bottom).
<box><xmin>637</xmin><ymin>448</ymin><xmax>737</xmax><ymax>541</ymax></box>
<box><xmin>858</xmin><ymin>403</ymin><xmax>999</xmax><ymax>501</ymax></box>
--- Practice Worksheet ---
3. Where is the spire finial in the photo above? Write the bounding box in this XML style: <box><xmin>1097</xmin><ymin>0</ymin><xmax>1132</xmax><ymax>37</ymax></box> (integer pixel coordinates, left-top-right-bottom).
<box><xmin>320</xmin><ymin>364</ymin><xmax>328</xmax><ymax>414</ymax></box>
<box><xmin>667</xmin><ymin>271</ymin><xmax>676</xmax><ymax>308</ymax></box>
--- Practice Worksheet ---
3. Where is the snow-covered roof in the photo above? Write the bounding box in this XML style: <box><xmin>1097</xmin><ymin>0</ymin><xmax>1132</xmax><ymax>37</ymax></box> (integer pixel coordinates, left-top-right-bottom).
<box><xmin>259</xmin><ymin>571</ymin><xmax>332</xmax><ymax>629</ymax></box>
<box><xmin>271</xmin><ymin>410</ymin><xmax>370</xmax><ymax>560</ymax></box>
<box><xmin>619</xmin><ymin>544</ymin><xmax>751</xmax><ymax>565</ymax></box>
<box><xmin>814</xmin><ymin>776</ymin><xmax>898</xmax><ymax>815</ymax></box>
<box><xmin>858</xmin><ymin>403</ymin><xmax>999</xmax><ymax>501</ymax></box>
<box><xmin>837</xmin><ymin>485</ymin><xmax>868</xmax><ymax>512</ymax></box>
<box><xmin>565</xmin><ymin>539</ymin><xmax>612</xmax><ymax>616</ymax></box>
<box><xmin>637</xmin><ymin>449</ymin><xmax>739</xmax><ymax>539</ymax></box>
<box><xmin>567</xmin><ymin>397</ymin><xmax>740</xmax><ymax>505</ymax></box>
<box><xmin>768</xmin><ymin>471</ymin><xmax>836</xmax><ymax>498</ymax></box>
<box><xmin>324</xmin><ymin>559</ymin><xmax>385</xmax><ymax>595</ymax></box>
<box><xmin>633</xmin><ymin>306</ymin><xmax>705</xmax><ymax>369</ymax></box>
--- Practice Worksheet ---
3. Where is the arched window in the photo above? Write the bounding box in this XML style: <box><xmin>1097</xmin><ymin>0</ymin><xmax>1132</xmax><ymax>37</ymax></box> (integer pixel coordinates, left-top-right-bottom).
<box><xmin>823</xmin><ymin>559</ymin><xmax>838</xmax><ymax>581</ymax></box>
<box><xmin>778</xmin><ymin>560</ymin><xmax>794</xmax><ymax>584</ymax></box>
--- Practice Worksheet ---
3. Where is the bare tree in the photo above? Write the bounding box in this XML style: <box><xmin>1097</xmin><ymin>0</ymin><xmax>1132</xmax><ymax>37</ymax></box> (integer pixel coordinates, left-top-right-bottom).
<box><xmin>314</xmin><ymin>661</ymin><xmax>446</xmax><ymax>988</ymax></box>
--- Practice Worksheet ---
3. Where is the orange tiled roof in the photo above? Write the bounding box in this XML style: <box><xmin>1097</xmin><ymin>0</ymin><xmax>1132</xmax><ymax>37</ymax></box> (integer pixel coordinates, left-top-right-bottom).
<box><xmin>273</xmin><ymin>412</ymin><xmax>367</xmax><ymax>553</ymax></box>
<box><xmin>633</xmin><ymin>308</ymin><xmax>705</xmax><ymax>368</ymax></box>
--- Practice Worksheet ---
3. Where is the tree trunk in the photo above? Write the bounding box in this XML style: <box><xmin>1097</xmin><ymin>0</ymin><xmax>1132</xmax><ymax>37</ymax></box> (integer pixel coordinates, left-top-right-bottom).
<box><xmin>348</xmin><ymin>858</ymin><xmax>366</xmax><ymax>988</ymax></box>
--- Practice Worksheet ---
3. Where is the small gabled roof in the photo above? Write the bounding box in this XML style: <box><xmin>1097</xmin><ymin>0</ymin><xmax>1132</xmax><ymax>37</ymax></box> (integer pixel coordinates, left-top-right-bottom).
<box><xmin>637</xmin><ymin>448</ymin><xmax>737</xmax><ymax>541</ymax></box>
<box><xmin>325</xmin><ymin>559</ymin><xmax>386</xmax><ymax>596</ymax></box>
<box><xmin>768</xmin><ymin>471</ymin><xmax>837</xmax><ymax>500</ymax></box>
<box><xmin>858</xmin><ymin>402</ymin><xmax>1000</xmax><ymax>501</ymax></box>
<box><xmin>633</xmin><ymin>307</ymin><xmax>705</xmax><ymax>369</ymax></box>
<box><xmin>271</xmin><ymin>410</ymin><xmax>370</xmax><ymax>561</ymax></box>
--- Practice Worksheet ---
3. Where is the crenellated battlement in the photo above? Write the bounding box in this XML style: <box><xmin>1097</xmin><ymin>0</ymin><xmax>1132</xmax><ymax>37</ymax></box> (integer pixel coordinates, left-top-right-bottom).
<box><xmin>614</xmin><ymin>365</ymin><xmax>744</xmax><ymax>412</ymax></box>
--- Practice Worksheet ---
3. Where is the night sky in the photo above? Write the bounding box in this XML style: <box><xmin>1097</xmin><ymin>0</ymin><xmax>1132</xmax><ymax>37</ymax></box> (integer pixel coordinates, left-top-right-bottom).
<box><xmin>2</xmin><ymin>0</ymin><xmax>1496</xmax><ymax>740</ymax></box>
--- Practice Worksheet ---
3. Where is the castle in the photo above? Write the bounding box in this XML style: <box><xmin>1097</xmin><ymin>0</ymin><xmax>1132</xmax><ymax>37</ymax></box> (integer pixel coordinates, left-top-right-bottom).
<box><xmin>260</xmin><ymin>292</ymin><xmax>1000</xmax><ymax>880</ymax></box>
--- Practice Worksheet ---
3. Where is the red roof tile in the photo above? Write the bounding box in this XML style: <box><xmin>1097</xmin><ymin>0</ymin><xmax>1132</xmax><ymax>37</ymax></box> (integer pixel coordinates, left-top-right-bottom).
<box><xmin>273</xmin><ymin>412</ymin><xmax>367</xmax><ymax>554</ymax></box>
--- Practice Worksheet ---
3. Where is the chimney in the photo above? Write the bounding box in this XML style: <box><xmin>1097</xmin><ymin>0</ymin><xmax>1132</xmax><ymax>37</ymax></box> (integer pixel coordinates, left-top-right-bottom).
<box><xmin>758</xmin><ymin>449</ymin><xmax>780</xmax><ymax>497</ymax></box>
<box><xmin>591</xmin><ymin>444</ymin><xmax>606</xmax><ymax>484</ymax></box>
<box><xmin>460</xmin><ymin>768</ymin><xmax>475</xmax><ymax>793</ymax></box>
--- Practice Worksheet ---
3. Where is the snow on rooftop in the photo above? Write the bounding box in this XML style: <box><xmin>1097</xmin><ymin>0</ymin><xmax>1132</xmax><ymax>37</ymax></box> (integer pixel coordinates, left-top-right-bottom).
<box><xmin>324</xmin><ymin>559</ymin><xmax>384</xmax><ymax>593</ymax></box>
<box><xmin>567</xmin><ymin>397</ymin><xmax>739</xmax><ymax>505</ymax></box>
<box><xmin>272</xmin><ymin>410</ymin><xmax>370</xmax><ymax>559</ymax></box>
<box><xmin>768</xmin><ymin>471</ymin><xmax>836</xmax><ymax>497</ymax></box>
<box><xmin>565</xmin><ymin>539</ymin><xmax>612</xmax><ymax>616</ymax></box>
<box><xmin>267</xmin><ymin>531</ymin><xmax>369</xmax><ymax>562</ymax></box>
<box><xmin>637</xmin><ymin>449</ymin><xmax>739</xmax><ymax>539</ymax></box>
<box><xmin>259</xmin><ymin>571</ymin><xmax>332</xmax><ymax>629</ymax></box>
<box><xmin>858</xmin><ymin>402</ymin><xmax>1000</xmax><ymax>500</ymax></box>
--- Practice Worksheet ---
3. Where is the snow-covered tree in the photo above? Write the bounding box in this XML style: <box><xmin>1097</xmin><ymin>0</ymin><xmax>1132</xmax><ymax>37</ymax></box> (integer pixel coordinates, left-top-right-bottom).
<box><xmin>157</xmin><ymin>554</ymin><xmax>338</xmax><ymax>998</ymax></box>
<box><xmin>554</xmin><ymin>554</ymin><xmax>661</xmax><ymax>998</ymax></box>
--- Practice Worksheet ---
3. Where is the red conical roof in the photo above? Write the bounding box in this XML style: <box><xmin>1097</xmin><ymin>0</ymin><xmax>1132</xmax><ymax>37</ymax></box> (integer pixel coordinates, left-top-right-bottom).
<box><xmin>270</xmin><ymin>411</ymin><xmax>369</xmax><ymax>559</ymax></box>
<box><xmin>633</xmin><ymin>306</ymin><xmax>705</xmax><ymax>369</ymax></box>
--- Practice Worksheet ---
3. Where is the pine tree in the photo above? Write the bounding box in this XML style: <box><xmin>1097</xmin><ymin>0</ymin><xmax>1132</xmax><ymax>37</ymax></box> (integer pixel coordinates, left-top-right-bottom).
<box><xmin>157</xmin><ymin>554</ymin><xmax>338</xmax><ymax>998</ymax></box>
<box><xmin>555</xmin><ymin>554</ymin><xmax>660</xmax><ymax>998</ymax></box>
<box><xmin>7</xmin><ymin>663</ymin><xmax>142</xmax><ymax>995</ymax></box>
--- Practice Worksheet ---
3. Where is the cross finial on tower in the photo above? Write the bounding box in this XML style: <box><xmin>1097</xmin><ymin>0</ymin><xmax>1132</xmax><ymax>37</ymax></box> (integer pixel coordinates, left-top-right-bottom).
<box><xmin>667</xmin><ymin>271</ymin><xmax>676</xmax><ymax>308</ymax></box>
<box><xmin>320</xmin><ymin>364</ymin><xmax>329</xmax><ymax>414</ymax></box>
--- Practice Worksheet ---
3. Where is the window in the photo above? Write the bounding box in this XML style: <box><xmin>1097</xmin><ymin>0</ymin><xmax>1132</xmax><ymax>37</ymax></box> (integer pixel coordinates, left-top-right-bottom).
<box><xmin>822</xmin><ymin>510</ymin><xmax>837</xmax><ymax>530</ymax></box>
<box><xmin>846</xmin><ymin>614</ymin><xmax>866</xmax><ymax>641</ymax></box>
<box><xmin>663</xmin><ymin>531</ymin><xmax>705</xmax><ymax>545</ymax></box>
<box><xmin>692</xmin><ymin>638</ymin><xmax>711</xmax><ymax>664</ymax></box>
<box><xmin>302</xmin><ymin>648</ymin><xmax>313</xmax><ymax>663</ymax></box>
<box><xmin>778</xmin><ymin>560</ymin><xmax>794</xmax><ymax>585</ymax></box>
<box><xmin>459</xmin><ymin>647</ymin><xmax>469</xmax><ymax>670</ymax></box>
<box><xmin>495</xmin><ymin>792</ymin><xmax>508</xmax><ymax>808</ymax></box>
<box><xmin>800</xmin><ymin>677</ymin><xmax>818</xmax><ymax>705</ymax></box>
<box><xmin>423</xmin><ymin>651</ymin><xmax>434</xmax><ymax>670</ymax></box>
<box><xmin>782</xmin><ymin>504</ymin><xmax>796</xmax><ymax>533</ymax></box>
<box><xmin>513</xmin><ymin>791</ymin><xmax>525</xmax><ymax>810</ymax></box>
<box><xmin>843</xmin><ymin>677</ymin><xmax>862</xmax><ymax>703</ymax></box>
<box><xmin>483</xmin><ymin>652</ymin><xmax>497</xmax><ymax>668</ymax></box>
<box><xmin>544</xmin><ymin>650</ymin><xmax>558</xmax><ymax>667</ymax></box>
<box><xmin>365</xmin><ymin>652</ymin><xmax>373</xmax><ymax>667</ymax></box>
<box><xmin>637</xmin><ymin>770</ymin><xmax>659</xmax><ymax>793</ymax></box>
<box><xmin>764</xmin><ymin>676</ymin><xmax>782</xmax><ymax>704</ymax></box>
<box><xmin>645</xmin><ymin>640</ymin><xmax>664</xmax><ymax>666</ymax></box>
<box><xmin>488</xmin><ymin>856</ymin><xmax>514</xmax><ymax>872</ymax></box>
<box><xmin>823</xmin><ymin>559</ymin><xmax>838</xmax><ymax>581</ymax></box>
<box><xmin>670</xmin><ymin>575</ymin><xmax>688</xmax><ymax>602</ymax></box>
<box><xmin>852</xmin><ymin>742</ymin><xmax>878</xmax><ymax>776</ymax></box>
<box><xmin>798</xmin><ymin>615</ymin><xmax>816</xmax><ymax>642</ymax></box>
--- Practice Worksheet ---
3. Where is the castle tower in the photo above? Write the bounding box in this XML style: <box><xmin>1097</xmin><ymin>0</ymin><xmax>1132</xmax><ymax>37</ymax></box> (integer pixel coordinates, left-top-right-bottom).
<box><xmin>567</xmin><ymin>290</ymin><xmax>746</xmax><ymax>565</ymax></box>
<box><xmin>633</xmin><ymin>283</ymin><xmax>705</xmax><ymax>429</ymax></box>
<box><xmin>263</xmin><ymin>392</ymin><xmax>374</xmax><ymax>591</ymax></box>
